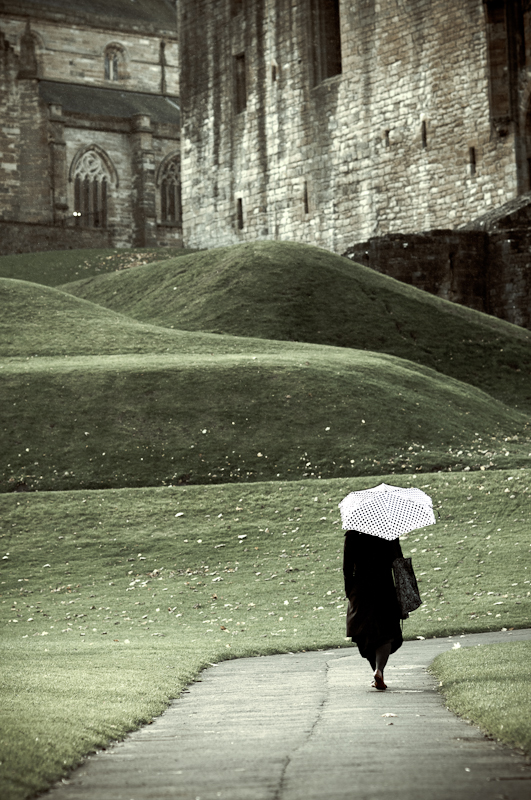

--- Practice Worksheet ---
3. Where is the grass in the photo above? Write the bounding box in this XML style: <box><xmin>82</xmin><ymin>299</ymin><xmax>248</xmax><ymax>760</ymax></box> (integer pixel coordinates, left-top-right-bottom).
<box><xmin>1</xmin><ymin>350</ymin><xmax>529</xmax><ymax>493</ymax></box>
<box><xmin>430</xmin><ymin>642</ymin><xmax>531</xmax><ymax>755</ymax></box>
<box><xmin>1</xmin><ymin>470</ymin><xmax>530</xmax><ymax>798</ymax></box>
<box><xmin>0</xmin><ymin>247</ymin><xmax>193</xmax><ymax>287</ymax></box>
<box><xmin>1</xmin><ymin>239</ymin><xmax>530</xmax><ymax>795</ymax></box>
<box><xmin>58</xmin><ymin>240</ymin><xmax>531</xmax><ymax>412</ymax></box>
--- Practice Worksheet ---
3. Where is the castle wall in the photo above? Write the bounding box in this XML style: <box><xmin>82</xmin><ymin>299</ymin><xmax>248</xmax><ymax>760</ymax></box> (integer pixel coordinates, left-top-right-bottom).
<box><xmin>180</xmin><ymin>0</ymin><xmax>523</xmax><ymax>252</ymax></box>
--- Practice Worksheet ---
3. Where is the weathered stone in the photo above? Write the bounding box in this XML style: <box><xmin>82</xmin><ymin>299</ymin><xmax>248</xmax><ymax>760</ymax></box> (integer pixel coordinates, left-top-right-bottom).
<box><xmin>0</xmin><ymin>0</ymin><xmax>182</xmax><ymax>255</ymax></box>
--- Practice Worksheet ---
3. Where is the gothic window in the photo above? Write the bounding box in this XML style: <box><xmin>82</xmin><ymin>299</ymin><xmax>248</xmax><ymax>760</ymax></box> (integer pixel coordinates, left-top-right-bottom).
<box><xmin>73</xmin><ymin>150</ymin><xmax>110</xmax><ymax>228</ymax></box>
<box><xmin>233</xmin><ymin>53</ymin><xmax>247</xmax><ymax>113</ymax></box>
<box><xmin>160</xmin><ymin>156</ymin><xmax>182</xmax><ymax>224</ymax></box>
<box><xmin>104</xmin><ymin>45</ymin><xmax>124</xmax><ymax>81</ymax></box>
<box><xmin>17</xmin><ymin>24</ymin><xmax>39</xmax><ymax>79</ymax></box>
<box><xmin>310</xmin><ymin>0</ymin><xmax>342</xmax><ymax>86</ymax></box>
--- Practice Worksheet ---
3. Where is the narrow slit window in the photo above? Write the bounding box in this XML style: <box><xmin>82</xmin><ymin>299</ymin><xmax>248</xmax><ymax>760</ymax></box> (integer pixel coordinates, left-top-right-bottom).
<box><xmin>237</xmin><ymin>198</ymin><xmax>244</xmax><ymax>229</ymax></box>
<box><xmin>469</xmin><ymin>147</ymin><xmax>477</xmax><ymax>177</ymax></box>
<box><xmin>310</xmin><ymin>0</ymin><xmax>342</xmax><ymax>86</ymax></box>
<box><xmin>303</xmin><ymin>181</ymin><xmax>309</xmax><ymax>214</ymax></box>
<box><xmin>234</xmin><ymin>53</ymin><xmax>247</xmax><ymax>113</ymax></box>
<box><xmin>421</xmin><ymin>120</ymin><xmax>427</xmax><ymax>149</ymax></box>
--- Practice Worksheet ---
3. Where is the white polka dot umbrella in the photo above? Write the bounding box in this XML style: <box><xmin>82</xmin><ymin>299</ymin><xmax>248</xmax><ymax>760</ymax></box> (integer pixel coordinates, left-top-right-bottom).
<box><xmin>338</xmin><ymin>482</ymin><xmax>436</xmax><ymax>540</ymax></box>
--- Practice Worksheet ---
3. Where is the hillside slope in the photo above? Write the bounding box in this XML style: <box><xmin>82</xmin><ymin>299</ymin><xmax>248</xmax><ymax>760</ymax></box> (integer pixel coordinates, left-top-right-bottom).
<box><xmin>60</xmin><ymin>240</ymin><xmax>531</xmax><ymax>411</ymax></box>
<box><xmin>2</xmin><ymin>350</ymin><xmax>528</xmax><ymax>492</ymax></box>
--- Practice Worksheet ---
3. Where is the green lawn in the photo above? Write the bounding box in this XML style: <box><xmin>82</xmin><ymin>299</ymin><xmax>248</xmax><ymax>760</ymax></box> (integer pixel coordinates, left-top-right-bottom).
<box><xmin>430</xmin><ymin>641</ymin><xmax>531</xmax><ymax>755</ymax></box>
<box><xmin>1</xmin><ymin>239</ymin><xmax>530</xmax><ymax>797</ymax></box>
<box><xmin>1</xmin><ymin>470</ymin><xmax>530</xmax><ymax>798</ymax></box>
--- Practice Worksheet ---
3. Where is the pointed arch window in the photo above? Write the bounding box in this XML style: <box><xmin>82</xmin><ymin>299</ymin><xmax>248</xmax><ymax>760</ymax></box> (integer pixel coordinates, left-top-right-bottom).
<box><xmin>160</xmin><ymin>156</ymin><xmax>182</xmax><ymax>225</ymax></box>
<box><xmin>73</xmin><ymin>150</ymin><xmax>110</xmax><ymax>228</ymax></box>
<box><xmin>104</xmin><ymin>45</ymin><xmax>125</xmax><ymax>81</ymax></box>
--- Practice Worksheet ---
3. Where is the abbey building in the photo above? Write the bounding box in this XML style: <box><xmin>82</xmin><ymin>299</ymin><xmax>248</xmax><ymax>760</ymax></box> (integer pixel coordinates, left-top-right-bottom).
<box><xmin>0</xmin><ymin>0</ymin><xmax>181</xmax><ymax>253</ymax></box>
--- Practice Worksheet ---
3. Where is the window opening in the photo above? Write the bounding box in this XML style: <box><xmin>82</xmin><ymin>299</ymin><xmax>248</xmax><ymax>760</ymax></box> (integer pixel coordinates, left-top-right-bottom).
<box><xmin>310</xmin><ymin>0</ymin><xmax>342</xmax><ymax>86</ymax></box>
<box><xmin>237</xmin><ymin>198</ymin><xmax>244</xmax><ymax>229</ymax></box>
<box><xmin>104</xmin><ymin>45</ymin><xmax>123</xmax><ymax>81</ymax></box>
<box><xmin>421</xmin><ymin>120</ymin><xmax>427</xmax><ymax>149</ymax></box>
<box><xmin>384</xmin><ymin>130</ymin><xmax>390</xmax><ymax>148</ymax></box>
<box><xmin>73</xmin><ymin>150</ymin><xmax>110</xmax><ymax>227</ymax></box>
<box><xmin>469</xmin><ymin>147</ymin><xmax>477</xmax><ymax>177</ymax></box>
<box><xmin>18</xmin><ymin>23</ymin><xmax>38</xmax><ymax>79</ymax></box>
<box><xmin>303</xmin><ymin>181</ymin><xmax>309</xmax><ymax>214</ymax></box>
<box><xmin>231</xmin><ymin>0</ymin><xmax>244</xmax><ymax>16</ymax></box>
<box><xmin>234</xmin><ymin>53</ymin><xmax>247</xmax><ymax>113</ymax></box>
<box><xmin>160</xmin><ymin>156</ymin><xmax>182</xmax><ymax>224</ymax></box>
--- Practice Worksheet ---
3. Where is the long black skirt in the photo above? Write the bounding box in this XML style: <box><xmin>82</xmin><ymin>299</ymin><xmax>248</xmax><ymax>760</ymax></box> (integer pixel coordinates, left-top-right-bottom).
<box><xmin>344</xmin><ymin>531</ymin><xmax>403</xmax><ymax>670</ymax></box>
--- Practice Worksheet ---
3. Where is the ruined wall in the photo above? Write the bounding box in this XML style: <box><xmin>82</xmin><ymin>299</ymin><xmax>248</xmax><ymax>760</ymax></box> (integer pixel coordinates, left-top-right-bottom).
<box><xmin>180</xmin><ymin>0</ymin><xmax>523</xmax><ymax>252</ymax></box>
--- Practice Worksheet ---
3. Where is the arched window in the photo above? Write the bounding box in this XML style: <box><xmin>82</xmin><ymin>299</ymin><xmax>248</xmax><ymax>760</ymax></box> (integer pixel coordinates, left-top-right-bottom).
<box><xmin>73</xmin><ymin>150</ymin><xmax>110</xmax><ymax>228</ymax></box>
<box><xmin>18</xmin><ymin>23</ymin><xmax>39</xmax><ymax>79</ymax></box>
<box><xmin>104</xmin><ymin>45</ymin><xmax>124</xmax><ymax>81</ymax></box>
<box><xmin>160</xmin><ymin>156</ymin><xmax>182</xmax><ymax>224</ymax></box>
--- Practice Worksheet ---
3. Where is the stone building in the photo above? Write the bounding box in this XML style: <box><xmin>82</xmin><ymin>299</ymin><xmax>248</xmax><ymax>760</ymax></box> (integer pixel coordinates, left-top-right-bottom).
<box><xmin>0</xmin><ymin>0</ymin><xmax>181</xmax><ymax>254</ymax></box>
<box><xmin>179</xmin><ymin>0</ymin><xmax>531</xmax><ymax>326</ymax></box>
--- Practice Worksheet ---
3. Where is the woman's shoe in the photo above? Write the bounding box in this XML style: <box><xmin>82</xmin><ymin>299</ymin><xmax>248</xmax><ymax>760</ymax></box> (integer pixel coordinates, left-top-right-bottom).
<box><xmin>372</xmin><ymin>670</ymin><xmax>387</xmax><ymax>690</ymax></box>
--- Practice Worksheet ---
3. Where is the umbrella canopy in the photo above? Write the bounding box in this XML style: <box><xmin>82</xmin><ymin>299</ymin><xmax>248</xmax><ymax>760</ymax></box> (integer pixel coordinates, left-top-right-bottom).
<box><xmin>338</xmin><ymin>482</ymin><xmax>436</xmax><ymax>540</ymax></box>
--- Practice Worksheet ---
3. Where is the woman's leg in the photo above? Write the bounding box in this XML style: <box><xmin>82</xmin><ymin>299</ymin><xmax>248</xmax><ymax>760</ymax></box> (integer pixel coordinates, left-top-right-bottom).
<box><xmin>373</xmin><ymin>641</ymin><xmax>392</xmax><ymax>690</ymax></box>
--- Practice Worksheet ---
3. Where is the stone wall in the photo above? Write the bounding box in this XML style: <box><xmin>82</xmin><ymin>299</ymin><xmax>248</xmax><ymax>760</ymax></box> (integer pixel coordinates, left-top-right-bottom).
<box><xmin>342</xmin><ymin>190</ymin><xmax>531</xmax><ymax>329</ymax></box>
<box><xmin>180</xmin><ymin>0</ymin><xmax>530</xmax><ymax>253</ymax></box>
<box><xmin>0</xmin><ymin>220</ymin><xmax>112</xmax><ymax>255</ymax></box>
<box><xmin>343</xmin><ymin>230</ymin><xmax>489</xmax><ymax>314</ymax></box>
<box><xmin>0</xmin><ymin>15</ymin><xmax>179</xmax><ymax>96</ymax></box>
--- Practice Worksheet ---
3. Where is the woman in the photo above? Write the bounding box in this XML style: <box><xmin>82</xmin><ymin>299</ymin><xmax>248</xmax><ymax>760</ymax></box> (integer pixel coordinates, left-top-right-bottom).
<box><xmin>343</xmin><ymin>530</ymin><xmax>403</xmax><ymax>690</ymax></box>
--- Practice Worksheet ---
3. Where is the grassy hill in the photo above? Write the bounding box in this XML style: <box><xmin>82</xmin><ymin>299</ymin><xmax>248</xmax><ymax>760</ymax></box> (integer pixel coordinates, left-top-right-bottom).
<box><xmin>0</xmin><ymin>246</ymin><xmax>191</xmax><ymax>287</ymax></box>
<box><xmin>59</xmin><ymin>241</ymin><xmax>531</xmax><ymax>412</ymax></box>
<box><xmin>2</xmin><ymin>348</ymin><xmax>528</xmax><ymax>493</ymax></box>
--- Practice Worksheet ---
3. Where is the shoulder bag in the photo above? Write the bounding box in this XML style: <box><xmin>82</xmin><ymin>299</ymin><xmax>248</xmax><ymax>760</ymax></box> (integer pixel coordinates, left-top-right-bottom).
<box><xmin>393</xmin><ymin>556</ymin><xmax>422</xmax><ymax>619</ymax></box>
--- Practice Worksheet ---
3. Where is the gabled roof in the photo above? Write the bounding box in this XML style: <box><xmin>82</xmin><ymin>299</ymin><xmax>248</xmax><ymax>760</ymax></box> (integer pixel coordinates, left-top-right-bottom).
<box><xmin>39</xmin><ymin>80</ymin><xmax>180</xmax><ymax>126</ymax></box>
<box><xmin>0</xmin><ymin>0</ymin><xmax>177</xmax><ymax>36</ymax></box>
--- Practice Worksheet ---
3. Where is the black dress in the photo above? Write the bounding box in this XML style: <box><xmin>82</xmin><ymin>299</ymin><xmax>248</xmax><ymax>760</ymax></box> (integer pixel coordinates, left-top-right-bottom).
<box><xmin>343</xmin><ymin>530</ymin><xmax>403</xmax><ymax>670</ymax></box>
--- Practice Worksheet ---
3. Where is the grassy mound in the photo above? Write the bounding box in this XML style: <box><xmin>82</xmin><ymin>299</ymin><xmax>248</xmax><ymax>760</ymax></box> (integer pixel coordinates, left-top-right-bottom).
<box><xmin>0</xmin><ymin>246</ymin><xmax>191</xmax><ymax>287</ymax></box>
<box><xmin>1</xmin><ymin>470</ymin><xmax>530</xmax><ymax>797</ymax></box>
<box><xmin>2</xmin><ymin>349</ymin><xmax>528</xmax><ymax>493</ymax></box>
<box><xmin>0</xmin><ymin>278</ymin><xmax>300</xmax><ymax>358</ymax></box>
<box><xmin>59</xmin><ymin>240</ymin><xmax>531</xmax><ymax>411</ymax></box>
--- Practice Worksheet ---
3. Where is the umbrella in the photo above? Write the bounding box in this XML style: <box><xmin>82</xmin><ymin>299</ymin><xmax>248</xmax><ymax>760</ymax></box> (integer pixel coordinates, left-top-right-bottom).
<box><xmin>338</xmin><ymin>482</ymin><xmax>436</xmax><ymax>540</ymax></box>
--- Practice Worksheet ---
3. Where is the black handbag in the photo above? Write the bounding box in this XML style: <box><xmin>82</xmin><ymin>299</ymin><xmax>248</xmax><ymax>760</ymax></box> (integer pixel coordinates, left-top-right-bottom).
<box><xmin>393</xmin><ymin>557</ymin><xmax>422</xmax><ymax>619</ymax></box>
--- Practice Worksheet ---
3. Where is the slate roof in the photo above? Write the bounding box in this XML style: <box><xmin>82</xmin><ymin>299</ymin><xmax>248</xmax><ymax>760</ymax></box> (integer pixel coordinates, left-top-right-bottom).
<box><xmin>39</xmin><ymin>80</ymin><xmax>180</xmax><ymax>126</ymax></box>
<box><xmin>0</xmin><ymin>0</ymin><xmax>177</xmax><ymax>34</ymax></box>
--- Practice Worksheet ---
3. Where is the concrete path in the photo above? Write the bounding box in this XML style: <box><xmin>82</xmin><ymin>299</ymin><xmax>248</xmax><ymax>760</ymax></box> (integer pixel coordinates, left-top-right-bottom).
<box><xmin>45</xmin><ymin>629</ymin><xmax>531</xmax><ymax>800</ymax></box>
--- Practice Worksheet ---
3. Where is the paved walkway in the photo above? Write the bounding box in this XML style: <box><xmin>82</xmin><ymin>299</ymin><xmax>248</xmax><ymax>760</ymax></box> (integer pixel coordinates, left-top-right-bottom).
<box><xmin>45</xmin><ymin>629</ymin><xmax>531</xmax><ymax>800</ymax></box>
